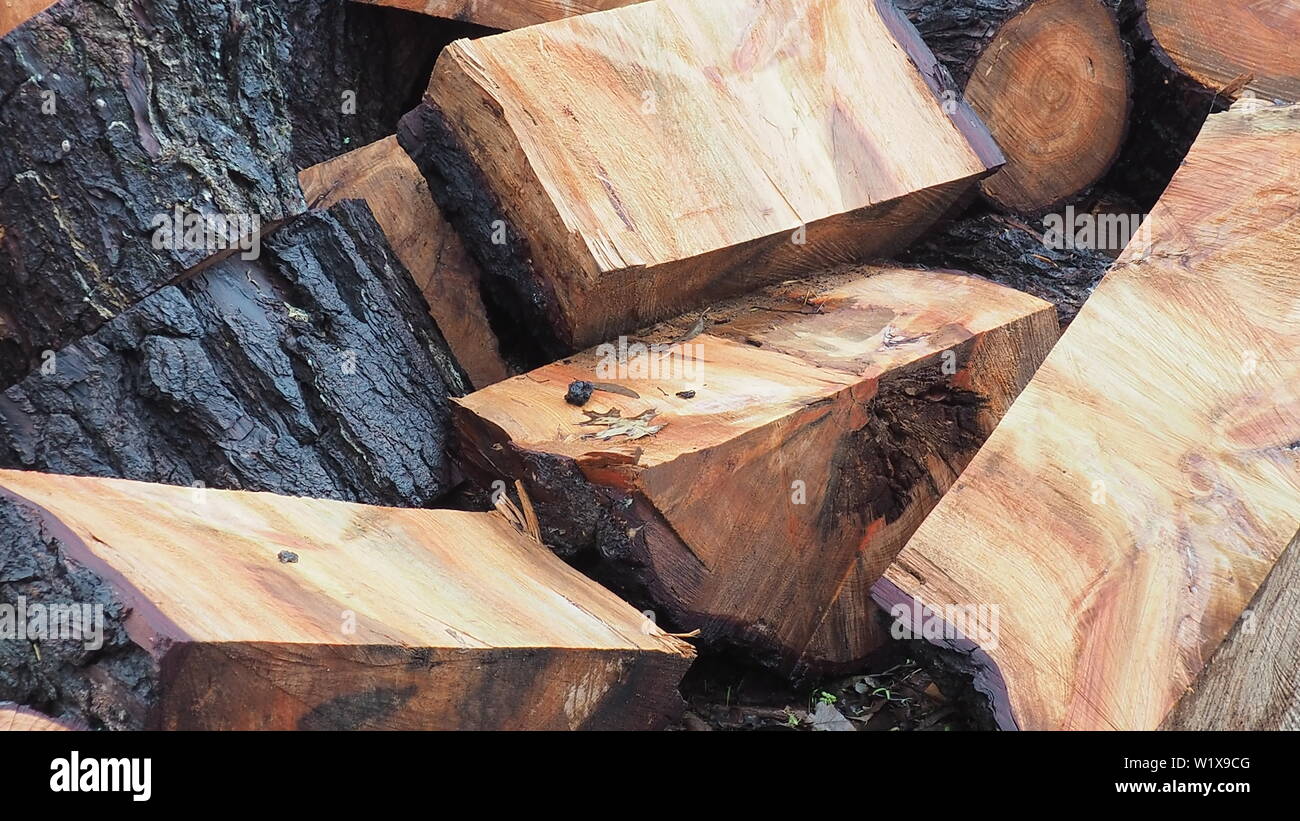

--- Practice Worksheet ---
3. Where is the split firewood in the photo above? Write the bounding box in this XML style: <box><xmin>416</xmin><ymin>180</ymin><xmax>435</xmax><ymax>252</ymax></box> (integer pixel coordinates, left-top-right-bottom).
<box><xmin>454</xmin><ymin>265</ymin><xmax>1058</xmax><ymax>677</ymax></box>
<box><xmin>0</xmin><ymin>0</ymin><xmax>311</xmax><ymax>387</ymax></box>
<box><xmin>399</xmin><ymin>0</ymin><xmax>1003</xmax><ymax>356</ymax></box>
<box><xmin>879</xmin><ymin>102</ymin><xmax>1300</xmax><ymax>730</ymax></box>
<box><xmin>0</xmin><ymin>0</ymin><xmax>55</xmax><ymax>37</ymax></box>
<box><xmin>353</xmin><ymin>0</ymin><xmax>636</xmax><ymax>30</ymax></box>
<box><xmin>898</xmin><ymin>0</ymin><xmax>1131</xmax><ymax>215</ymax></box>
<box><xmin>299</xmin><ymin>137</ymin><xmax>513</xmax><ymax>388</ymax></box>
<box><xmin>0</xmin><ymin>200</ymin><xmax>465</xmax><ymax>507</ymax></box>
<box><xmin>0</xmin><ymin>470</ymin><xmax>694</xmax><ymax>730</ymax></box>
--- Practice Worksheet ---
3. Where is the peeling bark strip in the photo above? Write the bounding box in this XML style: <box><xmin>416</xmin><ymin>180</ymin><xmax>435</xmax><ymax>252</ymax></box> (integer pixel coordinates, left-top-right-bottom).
<box><xmin>454</xmin><ymin>266</ymin><xmax>1058</xmax><ymax>677</ymax></box>
<box><xmin>0</xmin><ymin>199</ymin><xmax>463</xmax><ymax>507</ymax></box>
<box><xmin>897</xmin><ymin>0</ymin><xmax>1131</xmax><ymax>216</ymax></box>
<box><xmin>0</xmin><ymin>469</ymin><xmax>695</xmax><ymax>730</ymax></box>
<box><xmin>0</xmin><ymin>0</ymin><xmax>307</xmax><ymax>387</ymax></box>
<box><xmin>399</xmin><ymin>0</ymin><xmax>1002</xmax><ymax>357</ymax></box>
<box><xmin>884</xmin><ymin>103</ymin><xmax>1300</xmax><ymax>730</ymax></box>
<box><xmin>275</xmin><ymin>0</ymin><xmax>478</xmax><ymax>171</ymax></box>
<box><xmin>298</xmin><ymin>137</ymin><xmax>513</xmax><ymax>389</ymax></box>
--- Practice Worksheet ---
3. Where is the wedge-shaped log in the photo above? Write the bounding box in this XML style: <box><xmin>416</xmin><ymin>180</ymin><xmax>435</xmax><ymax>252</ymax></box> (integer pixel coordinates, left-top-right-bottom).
<box><xmin>881</xmin><ymin>102</ymin><xmax>1300</xmax><ymax>730</ymax></box>
<box><xmin>0</xmin><ymin>470</ymin><xmax>695</xmax><ymax>730</ymax></box>
<box><xmin>300</xmin><ymin>137</ymin><xmax>512</xmax><ymax>389</ymax></box>
<box><xmin>455</xmin><ymin>266</ymin><xmax>1057</xmax><ymax>676</ymax></box>
<box><xmin>399</xmin><ymin>0</ymin><xmax>1003</xmax><ymax>356</ymax></box>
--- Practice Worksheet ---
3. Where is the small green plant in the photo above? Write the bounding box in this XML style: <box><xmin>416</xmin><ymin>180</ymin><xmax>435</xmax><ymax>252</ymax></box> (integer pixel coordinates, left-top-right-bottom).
<box><xmin>816</xmin><ymin>690</ymin><xmax>838</xmax><ymax>706</ymax></box>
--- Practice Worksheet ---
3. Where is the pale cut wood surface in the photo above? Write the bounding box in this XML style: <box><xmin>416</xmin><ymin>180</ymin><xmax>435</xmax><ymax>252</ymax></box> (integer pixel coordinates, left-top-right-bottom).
<box><xmin>0</xmin><ymin>469</ymin><xmax>694</xmax><ymax>729</ymax></box>
<box><xmin>354</xmin><ymin>0</ymin><xmax>641</xmax><ymax>29</ymax></box>
<box><xmin>298</xmin><ymin>137</ymin><xmax>512</xmax><ymax>389</ymax></box>
<box><xmin>1163</xmin><ymin>531</ymin><xmax>1300</xmax><ymax>730</ymax></box>
<box><xmin>0</xmin><ymin>0</ymin><xmax>55</xmax><ymax>37</ymax></box>
<box><xmin>455</xmin><ymin>265</ymin><xmax>1057</xmax><ymax>674</ymax></box>
<box><xmin>883</xmin><ymin>102</ymin><xmax>1300</xmax><ymax>730</ymax></box>
<box><xmin>0</xmin><ymin>703</ymin><xmax>85</xmax><ymax>731</ymax></box>
<box><xmin>409</xmin><ymin>0</ymin><xmax>1002</xmax><ymax>351</ymax></box>
<box><xmin>1144</xmin><ymin>0</ymin><xmax>1300</xmax><ymax>103</ymax></box>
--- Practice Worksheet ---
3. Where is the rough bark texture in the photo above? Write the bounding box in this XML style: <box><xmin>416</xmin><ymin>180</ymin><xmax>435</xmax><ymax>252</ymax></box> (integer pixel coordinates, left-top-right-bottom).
<box><xmin>905</xmin><ymin>212</ymin><xmax>1111</xmax><ymax>327</ymax></box>
<box><xmin>0</xmin><ymin>0</ymin><xmax>309</xmax><ymax>387</ymax></box>
<box><xmin>0</xmin><ymin>199</ymin><xmax>462</xmax><ymax>507</ymax></box>
<box><xmin>276</xmin><ymin>0</ymin><xmax>484</xmax><ymax>170</ymax></box>
<box><xmin>895</xmin><ymin>0</ymin><xmax>1035</xmax><ymax>87</ymax></box>
<box><xmin>0</xmin><ymin>489</ymin><xmax>157</xmax><ymax>730</ymax></box>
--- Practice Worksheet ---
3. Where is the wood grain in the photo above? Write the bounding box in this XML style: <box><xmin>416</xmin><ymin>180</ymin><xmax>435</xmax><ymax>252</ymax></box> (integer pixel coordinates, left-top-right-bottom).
<box><xmin>0</xmin><ymin>0</ymin><xmax>55</xmax><ymax>37</ymax></box>
<box><xmin>1144</xmin><ymin>0</ymin><xmax>1300</xmax><ymax>103</ymax></box>
<box><xmin>299</xmin><ymin>137</ymin><xmax>513</xmax><ymax>388</ymax></box>
<box><xmin>353</xmin><ymin>0</ymin><xmax>641</xmax><ymax>30</ymax></box>
<box><xmin>455</xmin><ymin>265</ymin><xmax>1057</xmax><ymax>675</ymax></box>
<box><xmin>400</xmin><ymin>0</ymin><xmax>1002</xmax><ymax>354</ymax></box>
<box><xmin>0</xmin><ymin>703</ymin><xmax>85</xmax><ymax>731</ymax></box>
<box><xmin>0</xmin><ymin>469</ymin><xmax>694</xmax><ymax>730</ymax></box>
<box><xmin>882</xmin><ymin>102</ymin><xmax>1300</xmax><ymax>730</ymax></box>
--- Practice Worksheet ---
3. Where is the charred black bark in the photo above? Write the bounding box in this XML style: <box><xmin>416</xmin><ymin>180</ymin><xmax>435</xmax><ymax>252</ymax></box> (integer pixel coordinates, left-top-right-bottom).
<box><xmin>904</xmin><ymin>212</ymin><xmax>1110</xmax><ymax>327</ymax></box>
<box><xmin>276</xmin><ymin>0</ymin><xmax>486</xmax><ymax>171</ymax></box>
<box><xmin>0</xmin><ymin>0</ymin><xmax>307</xmax><ymax>387</ymax></box>
<box><xmin>0</xmin><ymin>199</ymin><xmax>464</xmax><ymax>507</ymax></box>
<box><xmin>894</xmin><ymin>0</ymin><xmax>1034</xmax><ymax>86</ymax></box>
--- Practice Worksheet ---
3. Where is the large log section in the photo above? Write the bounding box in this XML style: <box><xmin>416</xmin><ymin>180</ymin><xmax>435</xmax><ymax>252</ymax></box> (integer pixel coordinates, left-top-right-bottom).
<box><xmin>0</xmin><ymin>470</ymin><xmax>694</xmax><ymax>730</ymax></box>
<box><xmin>299</xmin><ymin>137</ymin><xmax>512</xmax><ymax>388</ymax></box>
<box><xmin>879</xmin><ymin>102</ymin><xmax>1300</xmax><ymax>730</ymax></box>
<box><xmin>354</xmin><ymin>0</ymin><xmax>635</xmax><ymax>30</ymax></box>
<box><xmin>455</xmin><ymin>266</ymin><xmax>1058</xmax><ymax>676</ymax></box>
<box><xmin>399</xmin><ymin>0</ymin><xmax>1003</xmax><ymax>357</ymax></box>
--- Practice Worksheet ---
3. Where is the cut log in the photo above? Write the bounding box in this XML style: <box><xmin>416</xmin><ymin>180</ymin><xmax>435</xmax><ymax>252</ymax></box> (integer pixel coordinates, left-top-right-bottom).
<box><xmin>0</xmin><ymin>703</ymin><xmax>86</xmax><ymax>731</ymax></box>
<box><xmin>0</xmin><ymin>199</ymin><xmax>465</xmax><ymax>507</ymax></box>
<box><xmin>0</xmin><ymin>0</ymin><xmax>307</xmax><ymax>387</ymax></box>
<box><xmin>277</xmin><ymin>0</ymin><xmax>477</xmax><ymax>170</ymax></box>
<box><xmin>454</xmin><ymin>265</ymin><xmax>1058</xmax><ymax>676</ymax></box>
<box><xmin>898</xmin><ymin>0</ymin><xmax>1131</xmax><ymax>215</ymax></box>
<box><xmin>1162</xmin><ymin>532</ymin><xmax>1300</xmax><ymax>731</ymax></box>
<box><xmin>299</xmin><ymin>137</ymin><xmax>513</xmax><ymax>388</ymax></box>
<box><xmin>1141</xmin><ymin>0</ymin><xmax>1300</xmax><ymax>103</ymax></box>
<box><xmin>880</xmin><ymin>102</ymin><xmax>1300</xmax><ymax>730</ymax></box>
<box><xmin>0</xmin><ymin>0</ymin><xmax>55</xmax><ymax>37</ymax></box>
<box><xmin>353</xmin><ymin>0</ymin><xmax>638</xmax><ymax>30</ymax></box>
<box><xmin>0</xmin><ymin>469</ymin><xmax>694</xmax><ymax>730</ymax></box>
<box><xmin>399</xmin><ymin>0</ymin><xmax>1003</xmax><ymax>357</ymax></box>
<box><xmin>905</xmin><ymin>211</ymin><xmax>1112</xmax><ymax>327</ymax></box>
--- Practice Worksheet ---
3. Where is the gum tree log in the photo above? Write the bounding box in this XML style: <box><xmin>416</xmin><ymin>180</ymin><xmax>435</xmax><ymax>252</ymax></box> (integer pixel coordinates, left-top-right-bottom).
<box><xmin>299</xmin><ymin>137</ymin><xmax>512</xmax><ymax>388</ymax></box>
<box><xmin>0</xmin><ymin>0</ymin><xmax>55</xmax><ymax>37</ymax></box>
<box><xmin>455</xmin><ymin>266</ymin><xmax>1058</xmax><ymax>676</ymax></box>
<box><xmin>897</xmin><ymin>0</ymin><xmax>1131</xmax><ymax>215</ymax></box>
<box><xmin>277</xmin><ymin>0</ymin><xmax>476</xmax><ymax>170</ymax></box>
<box><xmin>905</xmin><ymin>211</ymin><xmax>1112</xmax><ymax>327</ymax></box>
<box><xmin>353</xmin><ymin>0</ymin><xmax>639</xmax><ymax>30</ymax></box>
<box><xmin>0</xmin><ymin>470</ymin><xmax>695</xmax><ymax>730</ymax></box>
<box><xmin>399</xmin><ymin>0</ymin><xmax>1002</xmax><ymax>357</ymax></box>
<box><xmin>881</xmin><ymin>102</ymin><xmax>1300</xmax><ymax>730</ymax></box>
<box><xmin>0</xmin><ymin>0</ymin><xmax>310</xmax><ymax>386</ymax></box>
<box><xmin>0</xmin><ymin>703</ymin><xmax>85</xmax><ymax>731</ymax></box>
<box><xmin>0</xmin><ymin>200</ymin><xmax>465</xmax><ymax>507</ymax></box>
<box><xmin>1161</xmin><ymin>532</ymin><xmax>1300</xmax><ymax>731</ymax></box>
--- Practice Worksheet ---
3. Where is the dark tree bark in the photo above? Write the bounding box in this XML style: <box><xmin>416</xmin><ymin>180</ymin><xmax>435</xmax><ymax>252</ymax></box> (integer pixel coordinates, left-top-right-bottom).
<box><xmin>276</xmin><ymin>0</ymin><xmax>486</xmax><ymax>171</ymax></box>
<box><xmin>0</xmin><ymin>199</ymin><xmax>465</xmax><ymax>507</ymax></box>
<box><xmin>904</xmin><ymin>212</ymin><xmax>1111</xmax><ymax>327</ymax></box>
<box><xmin>0</xmin><ymin>0</ymin><xmax>307</xmax><ymax>387</ymax></box>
